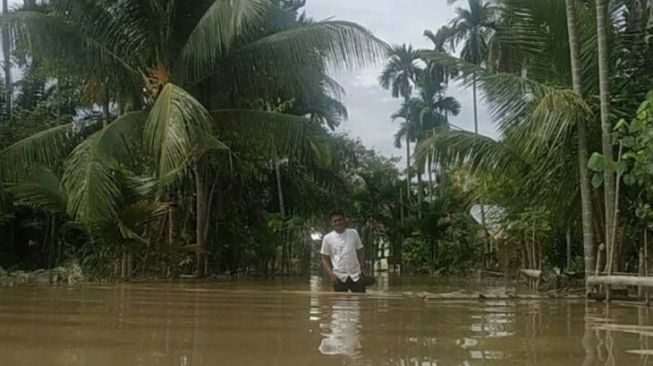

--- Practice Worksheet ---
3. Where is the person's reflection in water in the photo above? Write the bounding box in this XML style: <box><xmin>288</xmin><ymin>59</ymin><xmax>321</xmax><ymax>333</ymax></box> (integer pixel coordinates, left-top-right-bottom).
<box><xmin>319</xmin><ymin>297</ymin><xmax>362</xmax><ymax>358</ymax></box>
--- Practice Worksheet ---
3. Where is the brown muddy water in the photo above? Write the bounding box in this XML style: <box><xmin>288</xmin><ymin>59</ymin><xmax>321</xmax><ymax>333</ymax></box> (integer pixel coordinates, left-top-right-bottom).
<box><xmin>0</xmin><ymin>276</ymin><xmax>651</xmax><ymax>366</ymax></box>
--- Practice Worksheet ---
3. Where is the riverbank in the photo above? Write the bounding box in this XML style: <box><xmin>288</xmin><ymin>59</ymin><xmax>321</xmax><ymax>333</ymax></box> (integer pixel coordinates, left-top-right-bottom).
<box><xmin>0</xmin><ymin>262</ymin><xmax>85</xmax><ymax>286</ymax></box>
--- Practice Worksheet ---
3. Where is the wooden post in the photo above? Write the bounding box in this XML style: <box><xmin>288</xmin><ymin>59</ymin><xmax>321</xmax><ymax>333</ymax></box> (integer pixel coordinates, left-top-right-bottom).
<box><xmin>589</xmin><ymin>243</ymin><xmax>605</xmax><ymax>297</ymax></box>
<box><xmin>640</xmin><ymin>248</ymin><xmax>646</xmax><ymax>298</ymax></box>
<box><xmin>646</xmin><ymin>230</ymin><xmax>650</xmax><ymax>306</ymax></box>
<box><xmin>595</xmin><ymin>243</ymin><xmax>605</xmax><ymax>275</ymax></box>
<box><xmin>566</xmin><ymin>226</ymin><xmax>572</xmax><ymax>272</ymax></box>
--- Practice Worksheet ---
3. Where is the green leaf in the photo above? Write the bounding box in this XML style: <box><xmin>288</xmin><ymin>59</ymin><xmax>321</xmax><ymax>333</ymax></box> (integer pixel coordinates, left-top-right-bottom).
<box><xmin>623</xmin><ymin>174</ymin><xmax>636</xmax><ymax>186</ymax></box>
<box><xmin>615</xmin><ymin>160</ymin><xmax>628</xmax><ymax>175</ymax></box>
<box><xmin>621</xmin><ymin>136</ymin><xmax>635</xmax><ymax>148</ymax></box>
<box><xmin>614</xmin><ymin>119</ymin><xmax>627</xmax><ymax>132</ymax></box>
<box><xmin>587</xmin><ymin>153</ymin><xmax>606</xmax><ymax>172</ymax></box>
<box><xmin>591</xmin><ymin>173</ymin><xmax>604</xmax><ymax>189</ymax></box>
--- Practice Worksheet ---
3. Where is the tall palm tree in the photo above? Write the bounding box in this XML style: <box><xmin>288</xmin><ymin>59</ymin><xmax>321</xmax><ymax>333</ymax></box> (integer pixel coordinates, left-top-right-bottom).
<box><xmin>595</xmin><ymin>0</ymin><xmax>616</xmax><ymax>271</ymax></box>
<box><xmin>424</xmin><ymin>26</ymin><xmax>455</xmax><ymax>86</ymax></box>
<box><xmin>2</xmin><ymin>0</ymin><xmax>11</xmax><ymax>122</ymax></box>
<box><xmin>393</xmin><ymin>69</ymin><xmax>461</xmax><ymax>212</ymax></box>
<box><xmin>379</xmin><ymin>44</ymin><xmax>422</xmax><ymax>198</ymax></box>
<box><xmin>447</xmin><ymin>0</ymin><xmax>497</xmax><ymax>135</ymax></box>
<box><xmin>565</xmin><ymin>0</ymin><xmax>595</xmax><ymax>275</ymax></box>
<box><xmin>446</xmin><ymin>0</ymin><xmax>496</xmax><ymax>263</ymax></box>
<box><xmin>1</xmin><ymin>0</ymin><xmax>385</xmax><ymax>259</ymax></box>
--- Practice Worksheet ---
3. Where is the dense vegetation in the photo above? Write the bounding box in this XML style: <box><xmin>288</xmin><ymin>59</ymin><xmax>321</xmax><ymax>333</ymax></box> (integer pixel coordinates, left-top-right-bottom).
<box><xmin>414</xmin><ymin>0</ymin><xmax>653</xmax><ymax>275</ymax></box>
<box><xmin>0</xmin><ymin>0</ymin><xmax>651</xmax><ymax>280</ymax></box>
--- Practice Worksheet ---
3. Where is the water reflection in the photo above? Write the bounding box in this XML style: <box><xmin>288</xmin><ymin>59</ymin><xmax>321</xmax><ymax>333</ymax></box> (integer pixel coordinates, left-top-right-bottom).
<box><xmin>318</xmin><ymin>297</ymin><xmax>362</xmax><ymax>358</ymax></box>
<box><xmin>583</xmin><ymin>302</ymin><xmax>653</xmax><ymax>366</ymax></box>
<box><xmin>2</xmin><ymin>281</ymin><xmax>653</xmax><ymax>366</ymax></box>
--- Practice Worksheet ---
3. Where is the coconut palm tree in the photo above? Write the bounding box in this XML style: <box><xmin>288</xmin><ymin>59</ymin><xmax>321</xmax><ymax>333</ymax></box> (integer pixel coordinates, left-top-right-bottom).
<box><xmin>2</xmin><ymin>0</ymin><xmax>11</xmax><ymax>121</ymax></box>
<box><xmin>595</xmin><ymin>0</ymin><xmax>616</xmax><ymax>271</ymax></box>
<box><xmin>565</xmin><ymin>0</ymin><xmax>595</xmax><ymax>274</ymax></box>
<box><xmin>0</xmin><ymin>0</ymin><xmax>386</xmax><ymax>261</ymax></box>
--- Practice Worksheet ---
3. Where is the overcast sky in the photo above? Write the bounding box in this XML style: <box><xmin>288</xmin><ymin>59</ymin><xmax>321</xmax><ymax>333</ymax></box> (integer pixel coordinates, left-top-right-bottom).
<box><xmin>305</xmin><ymin>0</ymin><xmax>496</xmax><ymax>161</ymax></box>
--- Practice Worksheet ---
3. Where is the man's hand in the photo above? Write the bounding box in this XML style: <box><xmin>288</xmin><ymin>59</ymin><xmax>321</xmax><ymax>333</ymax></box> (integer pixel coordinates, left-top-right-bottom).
<box><xmin>329</xmin><ymin>272</ymin><xmax>338</xmax><ymax>284</ymax></box>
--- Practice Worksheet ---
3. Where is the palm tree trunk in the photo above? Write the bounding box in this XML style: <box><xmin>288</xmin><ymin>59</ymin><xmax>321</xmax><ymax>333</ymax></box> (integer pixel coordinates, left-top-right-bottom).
<box><xmin>566</xmin><ymin>225</ymin><xmax>572</xmax><ymax>272</ymax></box>
<box><xmin>274</xmin><ymin>158</ymin><xmax>289</xmax><ymax>275</ymax></box>
<box><xmin>473</xmin><ymin>70</ymin><xmax>491</xmax><ymax>268</ymax></box>
<box><xmin>194</xmin><ymin>165</ymin><xmax>207</xmax><ymax>276</ymax></box>
<box><xmin>101</xmin><ymin>91</ymin><xmax>110</xmax><ymax>128</ymax></box>
<box><xmin>427</xmin><ymin>158</ymin><xmax>434</xmax><ymax>202</ymax></box>
<box><xmin>399</xmin><ymin>187</ymin><xmax>405</xmax><ymax>225</ymax></box>
<box><xmin>2</xmin><ymin>0</ymin><xmax>11</xmax><ymax>122</ymax></box>
<box><xmin>168</xmin><ymin>203</ymin><xmax>177</xmax><ymax>245</ymax></box>
<box><xmin>566</xmin><ymin>0</ymin><xmax>596</xmax><ymax>275</ymax></box>
<box><xmin>472</xmin><ymin>71</ymin><xmax>478</xmax><ymax>134</ymax></box>
<box><xmin>417</xmin><ymin>169</ymin><xmax>423</xmax><ymax>219</ymax></box>
<box><xmin>596</xmin><ymin>0</ymin><xmax>616</xmax><ymax>272</ymax></box>
<box><xmin>405</xmin><ymin>136</ymin><xmax>411</xmax><ymax>203</ymax></box>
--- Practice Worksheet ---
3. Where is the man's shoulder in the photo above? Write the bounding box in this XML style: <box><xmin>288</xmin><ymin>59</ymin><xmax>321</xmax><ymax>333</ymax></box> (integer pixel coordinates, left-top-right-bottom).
<box><xmin>346</xmin><ymin>228</ymin><xmax>359</xmax><ymax>236</ymax></box>
<box><xmin>323</xmin><ymin>231</ymin><xmax>337</xmax><ymax>240</ymax></box>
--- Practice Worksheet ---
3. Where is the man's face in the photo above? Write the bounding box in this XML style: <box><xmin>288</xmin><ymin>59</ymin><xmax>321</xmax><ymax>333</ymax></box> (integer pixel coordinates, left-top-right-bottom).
<box><xmin>330</xmin><ymin>215</ymin><xmax>346</xmax><ymax>232</ymax></box>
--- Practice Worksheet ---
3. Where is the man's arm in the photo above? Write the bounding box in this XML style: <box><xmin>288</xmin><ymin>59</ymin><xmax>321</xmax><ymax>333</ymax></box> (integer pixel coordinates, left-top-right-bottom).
<box><xmin>353</xmin><ymin>229</ymin><xmax>366</xmax><ymax>274</ymax></box>
<box><xmin>321</xmin><ymin>255</ymin><xmax>337</xmax><ymax>283</ymax></box>
<box><xmin>357</xmin><ymin>249</ymin><xmax>366</xmax><ymax>275</ymax></box>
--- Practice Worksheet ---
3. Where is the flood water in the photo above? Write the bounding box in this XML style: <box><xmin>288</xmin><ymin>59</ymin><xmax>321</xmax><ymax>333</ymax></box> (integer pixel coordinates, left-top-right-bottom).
<box><xmin>0</xmin><ymin>275</ymin><xmax>651</xmax><ymax>366</ymax></box>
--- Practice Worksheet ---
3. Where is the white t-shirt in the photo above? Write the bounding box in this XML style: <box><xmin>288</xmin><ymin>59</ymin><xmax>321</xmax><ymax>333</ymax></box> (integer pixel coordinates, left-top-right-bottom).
<box><xmin>320</xmin><ymin>228</ymin><xmax>364</xmax><ymax>282</ymax></box>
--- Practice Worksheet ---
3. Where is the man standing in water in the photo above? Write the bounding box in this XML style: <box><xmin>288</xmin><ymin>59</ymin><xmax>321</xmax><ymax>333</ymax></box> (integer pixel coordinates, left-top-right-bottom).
<box><xmin>320</xmin><ymin>210</ymin><xmax>366</xmax><ymax>293</ymax></box>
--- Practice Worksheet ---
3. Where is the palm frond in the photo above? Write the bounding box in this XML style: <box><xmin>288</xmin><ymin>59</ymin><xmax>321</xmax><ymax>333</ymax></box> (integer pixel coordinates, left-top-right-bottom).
<box><xmin>193</xmin><ymin>20</ymin><xmax>387</xmax><ymax>87</ymax></box>
<box><xmin>378</xmin><ymin>43</ymin><xmax>422</xmax><ymax>99</ymax></box>
<box><xmin>516</xmin><ymin>88</ymin><xmax>594</xmax><ymax>157</ymax></box>
<box><xmin>436</xmin><ymin>96</ymin><xmax>462</xmax><ymax>116</ymax></box>
<box><xmin>116</xmin><ymin>201</ymin><xmax>169</xmax><ymax>242</ymax></box>
<box><xmin>6</xmin><ymin>166</ymin><xmax>67</xmax><ymax>214</ymax></box>
<box><xmin>63</xmin><ymin>112</ymin><xmax>146</xmax><ymax>225</ymax></box>
<box><xmin>0</xmin><ymin>121</ymin><xmax>98</xmax><ymax>181</ymax></box>
<box><xmin>422</xmin><ymin>52</ymin><xmax>591</xmax><ymax>145</ymax></box>
<box><xmin>178</xmin><ymin>0</ymin><xmax>267</xmax><ymax>79</ymax></box>
<box><xmin>6</xmin><ymin>11</ymin><xmax>144</xmax><ymax>86</ymax></box>
<box><xmin>144</xmin><ymin>83</ymin><xmax>215</xmax><ymax>188</ymax></box>
<box><xmin>213</xmin><ymin>109</ymin><xmax>309</xmax><ymax>161</ymax></box>
<box><xmin>416</xmin><ymin>129</ymin><xmax>528</xmax><ymax>179</ymax></box>
<box><xmin>424</xmin><ymin>26</ymin><xmax>454</xmax><ymax>52</ymax></box>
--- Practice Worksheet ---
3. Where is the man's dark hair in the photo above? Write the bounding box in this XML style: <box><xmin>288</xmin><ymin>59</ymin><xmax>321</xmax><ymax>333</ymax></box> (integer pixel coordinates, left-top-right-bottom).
<box><xmin>330</xmin><ymin>209</ymin><xmax>345</xmax><ymax>219</ymax></box>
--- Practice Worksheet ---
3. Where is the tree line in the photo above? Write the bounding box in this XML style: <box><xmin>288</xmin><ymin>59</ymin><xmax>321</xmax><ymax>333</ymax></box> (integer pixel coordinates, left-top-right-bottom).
<box><xmin>1</xmin><ymin>0</ymin><xmax>652</xmax><ymax>280</ymax></box>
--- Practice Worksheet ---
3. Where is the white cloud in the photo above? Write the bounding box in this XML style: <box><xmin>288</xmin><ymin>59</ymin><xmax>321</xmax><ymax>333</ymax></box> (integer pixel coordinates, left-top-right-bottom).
<box><xmin>352</xmin><ymin>67</ymin><xmax>383</xmax><ymax>89</ymax></box>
